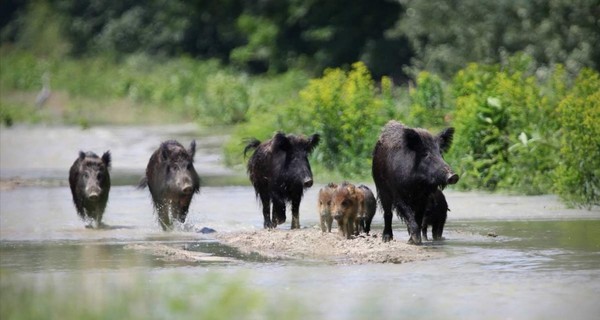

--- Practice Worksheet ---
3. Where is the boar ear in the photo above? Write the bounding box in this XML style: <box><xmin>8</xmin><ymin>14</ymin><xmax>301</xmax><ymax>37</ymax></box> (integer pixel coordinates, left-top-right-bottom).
<box><xmin>347</xmin><ymin>185</ymin><xmax>356</xmax><ymax>195</ymax></box>
<box><xmin>272</xmin><ymin>132</ymin><xmax>291</xmax><ymax>152</ymax></box>
<box><xmin>438</xmin><ymin>127</ymin><xmax>455</xmax><ymax>153</ymax></box>
<box><xmin>188</xmin><ymin>140</ymin><xmax>196</xmax><ymax>160</ymax></box>
<box><xmin>404</xmin><ymin>128</ymin><xmax>422</xmax><ymax>151</ymax></box>
<box><xmin>160</xmin><ymin>143</ymin><xmax>169</xmax><ymax>162</ymax></box>
<box><xmin>78</xmin><ymin>151</ymin><xmax>86</xmax><ymax>161</ymax></box>
<box><xmin>101</xmin><ymin>151</ymin><xmax>111</xmax><ymax>169</ymax></box>
<box><xmin>306</xmin><ymin>133</ymin><xmax>320</xmax><ymax>154</ymax></box>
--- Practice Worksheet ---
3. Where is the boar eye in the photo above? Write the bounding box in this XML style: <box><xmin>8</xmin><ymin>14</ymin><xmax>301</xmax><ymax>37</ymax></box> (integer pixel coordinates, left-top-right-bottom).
<box><xmin>341</xmin><ymin>200</ymin><xmax>350</xmax><ymax>207</ymax></box>
<box><xmin>83</xmin><ymin>172</ymin><xmax>89</xmax><ymax>179</ymax></box>
<box><xmin>187</xmin><ymin>163</ymin><xmax>193</xmax><ymax>170</ymax></box>
<box><xmin>327</xmin><ymin>201</ymin><xmax>331</xmax><ymax>206</ymax></box>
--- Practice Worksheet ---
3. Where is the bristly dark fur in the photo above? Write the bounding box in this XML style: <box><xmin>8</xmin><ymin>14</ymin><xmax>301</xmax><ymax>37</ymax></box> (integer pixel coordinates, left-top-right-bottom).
<box><xmin>69</xmin><ymin>150</ymin><xmax>111</xmax><ymax>227</ymax></box>
<box><xmin>372</xmin><ymin>120</ymin><xmax>457</xmax><ymax>245</ymax></box>
<box><xmin>243</xmin><ymin>138</ymin><xmax>261</xmax><ymax>158</ymax></box>
<box><xmin>141</xmin><ymin>140</ymin><xmax>201</xmax><ymax>230</ymax></box>
<box><xmin>245</xmin><ymin>131</ymin><xmax>320</xmax><ymax>229</ymax></box>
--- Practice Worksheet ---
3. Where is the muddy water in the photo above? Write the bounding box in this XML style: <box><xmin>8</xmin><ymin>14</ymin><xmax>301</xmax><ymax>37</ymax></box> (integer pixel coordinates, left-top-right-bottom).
<box><xmin>1</xmin><ymin>125</ymin><xmax>599</xmax><ymax>319</ymax></box>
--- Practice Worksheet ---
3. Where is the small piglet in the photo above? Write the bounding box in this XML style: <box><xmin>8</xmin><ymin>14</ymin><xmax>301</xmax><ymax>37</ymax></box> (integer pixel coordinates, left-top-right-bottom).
<box><xmin>422</xmin><ymin>189</ymin><xmax>449</xmax><ymax>241</ymax></box>
<box><xmin>331</xmin><ymin>182</ymin><xmax>360</xmax><ymax>239</ymax></box>
<box><xmin>355</xmin><ymin>184</ymin><xmax>376</xmax><ymax>235</ymax></box>
<box><xmin>317</xmin><ymin>183</ymin><xmax>338</xmax><ymax>232</ymax></box>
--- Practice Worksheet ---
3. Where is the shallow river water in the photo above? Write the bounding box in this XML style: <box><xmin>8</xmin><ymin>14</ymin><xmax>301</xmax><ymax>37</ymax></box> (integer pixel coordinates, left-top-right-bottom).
<box><xmin>1</xmin><ymin>125</ymin><xmax>599</xmax><ymax>319</ymax></box>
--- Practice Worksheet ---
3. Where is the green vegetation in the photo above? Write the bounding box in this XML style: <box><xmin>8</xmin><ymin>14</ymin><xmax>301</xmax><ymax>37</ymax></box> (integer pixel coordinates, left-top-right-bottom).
<box><xmin>448</xmin><ymin>57</ymin><xmax>599</xmax><ymax>207</ymax></box>
<box><xmin>2</xmin><ymin>1</ymin><xmax>599</xmax><ymax>207</ymax></box>
<box><xmin>0</xmin><ymin>272</ymin><xmax>304</xmax><ymax>320</ymax></box>
<box><xmin>555</xmin><ymin>69</ymin><xmax>600</xmax><ymax>208</ymax></box>
<box><xmin>0</xmin><ymin>48</ymin><xmax>308</xmax><ymax>126</ymax></box>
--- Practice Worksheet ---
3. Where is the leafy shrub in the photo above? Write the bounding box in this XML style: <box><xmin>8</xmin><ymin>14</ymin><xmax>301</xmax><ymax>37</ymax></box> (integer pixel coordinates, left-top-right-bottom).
<box><xmin>199</xmin><ymin>72</ymin><xmax>250</xmax><ymax>125</ymax></box>
<box><xmin>448</xmin><ymin>55</ymin><xmax>561</xmax><ymax>194</ymax></box>
<box><xmin>407</xmin><ymin>71</ymin><xmax>449</xmax><ymax>129</ymax></box>
<box><xmin>555</xmin><ymin>69</ymin><xmax>600</xmax><ymax>208</ymax></box>
<box><xmin>285</xmin><ymin>61</ymin><xmax>395</xmax><ymax>177</ymax></box>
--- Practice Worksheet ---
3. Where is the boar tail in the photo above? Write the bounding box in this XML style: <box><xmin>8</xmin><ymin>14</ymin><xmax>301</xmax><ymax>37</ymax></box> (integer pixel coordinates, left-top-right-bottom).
<box><xmin>243</xmin><ymin>138</ymin><xmax>261</xmax><ymax>158</ymax></box>
<box><xmin>137</xmin><ymin>177</ymin><xmax>148</xmax><ymax>190</ymax></box>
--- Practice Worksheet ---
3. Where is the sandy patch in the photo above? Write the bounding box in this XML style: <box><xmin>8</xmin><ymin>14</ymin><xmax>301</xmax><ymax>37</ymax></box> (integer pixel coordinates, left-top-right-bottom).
<box><xmin>215</xmin><ymin>227</ymin><xmax>445</xmax><ymax>264</ymax></box>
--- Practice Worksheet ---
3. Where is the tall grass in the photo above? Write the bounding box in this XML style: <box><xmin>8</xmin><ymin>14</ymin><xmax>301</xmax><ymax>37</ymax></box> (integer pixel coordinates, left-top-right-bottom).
<box><xmin>0</xmin><ymin>272</ymin><xmax>304</xmax><ymax>320</ymax></box>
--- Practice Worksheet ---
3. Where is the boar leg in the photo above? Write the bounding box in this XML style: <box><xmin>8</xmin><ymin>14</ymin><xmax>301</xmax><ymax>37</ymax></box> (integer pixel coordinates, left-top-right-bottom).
<box><xmin>272</xmin><ymin>198</ymin><xmax>286</xmax><ymax>228</ymax></box>
<box><xmin>326</xmin><ymin>215</ymin><xmax>333</xmax><ymax>232</ymax></box>
<box><xmin>346</xmin><ymin>217</ymin><xmax>355</xmax><ymax>239</ymax></box>
<box><xmin>396</xmin><ymin>201</ymin><xmax>422</xmax><ymax>245</ymax></box>
<box><xmin>380</xmin><ymin>193</ymin><xmax>394</xmax><ymax>242</ymax></box>
<box><xmin>432</xmin><ymin>222</ymin><xmax>444</xmax><ymax>240</ymax></box>
<box><xmin>421</xmin><ymin>224</ymin><xmax>429</xmax><ymax>241</ymax></box>
<box><xmin>291</xmin><ymin>197</ymin><xmax>301</xmax><ymax>229</ymax></box>
<box><xmin>259</xmin><ymin>192</ymin><xmax>273</xmax><ymax>229</ymax></box>
<box><xmin>156</xmin><ymin>202</ymin><xmax>171</xmax><ymax>231</ymax></box>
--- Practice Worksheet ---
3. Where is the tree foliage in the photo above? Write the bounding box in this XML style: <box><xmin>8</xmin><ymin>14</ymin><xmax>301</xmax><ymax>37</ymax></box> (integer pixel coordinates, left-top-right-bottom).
<box><xmin>398</xmin><ymin>0</ymin><xmax>600</xmax><ymax>78</ymax></box>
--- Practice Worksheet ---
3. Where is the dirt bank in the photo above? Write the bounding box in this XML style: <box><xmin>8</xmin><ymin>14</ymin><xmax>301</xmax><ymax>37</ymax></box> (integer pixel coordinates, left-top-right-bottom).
<box><xmin>214</xmin><ymin>227</ymin><xmax>445</xmax><ymax>264</ymax></box>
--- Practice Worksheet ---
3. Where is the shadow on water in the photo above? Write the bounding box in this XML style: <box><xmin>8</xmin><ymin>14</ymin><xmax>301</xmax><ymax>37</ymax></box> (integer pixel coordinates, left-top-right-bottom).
<box><xmin>0</xmin><ymin>239</ymin><xmax>275</xmax><ymax>273</ymax></box>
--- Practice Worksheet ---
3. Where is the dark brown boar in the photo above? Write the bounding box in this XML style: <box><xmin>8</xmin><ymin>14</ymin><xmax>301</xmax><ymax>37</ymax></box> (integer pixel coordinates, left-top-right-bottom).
<box><xmin>317</xmin><ymin>183</ymin><xmax>337</xmax><ymax>232</ymax></box>
<box><xmin>372</xmin><ymin>120</ymin><xmax>458</xmax><ymax>244</ymax></box>
<box><xmin>356</xmin><ymin>184</ymin><xmax>377</xmax><ymax>235</ymax></box>
<box><xmin>69</xmin><ymin>151</ymin><xmax>111</xmax><ymax>228</ymax></box>
<box><xmin>139</xmin><ymin>140</ymin><xmax>200</xmax><ymax>231</ymax></box>
<box><xmin>244</xmin><ymin>132</ymin><xmax>320</xmax><ymax>229</ymax></box>
<box><xmin>331</xmin><ymin>182</ymin><xmax>360</xmax><ymax>239</ymax></box>
<box><xmin>422</xmin><ymin>189</ymin><xmax>449</xmax><ymax>241</ymax></box>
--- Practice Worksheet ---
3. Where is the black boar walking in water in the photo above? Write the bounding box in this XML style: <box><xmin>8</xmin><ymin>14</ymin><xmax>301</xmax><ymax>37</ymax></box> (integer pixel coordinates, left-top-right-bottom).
<box><xmin>69</xmin><ymin>151</ymin><xmax>111</xmax><ymax>228</ymax></box>
<box><xmin>422</xmin><ymin>189</ymin><xmax>449</xmax><ymax>241</ymax></box>
<box><xmin>139</xmin><ymin>140</ymin><xmax>200</xmax><ymax>230</ymax></box>
<box><xmin>372</xmin><ymin>121</ymin><xmax>458</xmax><ymax>244</ymax></box>
<box><xmin>244</xmin><ymin>132</ymin><xmax>320</xmax><ymax>229</ymax></box>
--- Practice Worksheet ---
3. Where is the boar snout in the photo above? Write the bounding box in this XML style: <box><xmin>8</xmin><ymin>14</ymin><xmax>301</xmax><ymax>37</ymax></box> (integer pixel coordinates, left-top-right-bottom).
<box><xmin>303</xmin><ymin>177</ymin><xmax>314</xmax><ymax>188</ymax></box>
<box><xmin>447</xmin><ymin>172</ymin><xmax>459</xmax><ymax>185</ymax></box>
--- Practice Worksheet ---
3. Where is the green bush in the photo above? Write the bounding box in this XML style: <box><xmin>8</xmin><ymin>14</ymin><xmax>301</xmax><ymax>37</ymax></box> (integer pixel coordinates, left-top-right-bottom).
<box><xmin>407</xmin><ymin>71</ymin><xmax>449</xmax><ymax>129</ymax></box>
<box><xmin>285</xmin><ymin>62</ymin><xmax>396</xmax><ymax>177</ymax></box>
<box><xmin>448</xmin><ymin>55</ymin><xmax>561</xmax><ymax>194</ymax></box>
<box><xmin>199</xmin><ymin>72</ymin><xmax>250</xmax><ymax>125</ymax></box>
<box><xmin>555</xmin><ymin>69</ymin><xmax>600</xmax><ymax>208</ymax></box>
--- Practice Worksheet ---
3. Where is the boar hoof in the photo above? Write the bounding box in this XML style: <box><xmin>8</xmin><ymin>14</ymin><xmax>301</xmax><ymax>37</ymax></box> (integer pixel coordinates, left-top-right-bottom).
<box><xmin>382</xmin><ymin>233</ymin><xmax>393</xmax><ymax>242</ymax></box>
<box><xmin>408</xmin><ymin>234</ymin><xmax>422</xmax><ymax>245</ymax></box>
<box><xmin>264</xmin><ymin>221</ymin><xmax>275</xmax><ymax>229</ymax></box>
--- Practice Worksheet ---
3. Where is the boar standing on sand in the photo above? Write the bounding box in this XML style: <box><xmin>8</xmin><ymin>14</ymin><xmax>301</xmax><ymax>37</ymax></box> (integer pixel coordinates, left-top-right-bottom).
<box><xmin>318</xmin><ymin>183</ymin><xmax>338</xmax><ymax>232</ymax></box>
<box><xmin>331</xmin><ymin>182</ymin><xmax>360</xmax><ymax>239</ymax></box>
<box><xmin>422</xmin><ymin>189</ymin><xmax>449</xmax><ymax>241</ymax></box>
<box><xmin>356</xmin><ymin>184</ymin><xmax>377</xmax><ymax>235</ymax></box>
<box><xmin>372</xmin><ymin>120</ymin><xmax>458</xmax><ymax>244</ymax></box>
<box><xmin>69</xmin><ymin>151</ymin><xmax>111</xmax><ymax>228</ymax></box>
<box><xmin>244</xmin><ymin>132</ymin><xmax>320</xmax><ymax>229</ymax></box>
<box><xmin>139</xmin><ymin>140</ymin><xmax>200</xmax><ymax>231</ymax></box>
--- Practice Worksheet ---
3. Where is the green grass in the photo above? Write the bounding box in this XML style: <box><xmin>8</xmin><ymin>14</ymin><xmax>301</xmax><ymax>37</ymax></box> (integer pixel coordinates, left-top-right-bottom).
<box><xmin>0</xmin><ymin>272</ymin><xmax>304</xmax><ymax>320</ymax></box>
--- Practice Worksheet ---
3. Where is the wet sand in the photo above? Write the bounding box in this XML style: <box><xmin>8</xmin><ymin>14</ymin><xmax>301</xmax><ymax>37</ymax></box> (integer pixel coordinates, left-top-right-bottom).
<box><xmin>214</xmin><ymin>227</ymin><xmax>445</xmax><ymax>264</ymax></box>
